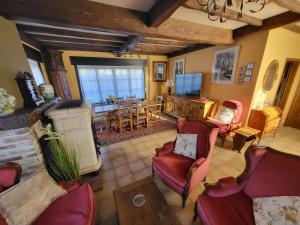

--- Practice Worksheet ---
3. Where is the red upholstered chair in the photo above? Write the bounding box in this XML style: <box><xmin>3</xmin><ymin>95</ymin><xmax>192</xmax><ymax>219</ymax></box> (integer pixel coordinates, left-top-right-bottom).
<box><xmin>0</xmin><ymin>162</ymin><xmax>22</xmax><ymax>193</ymax></box>
<box><xmin>207</xmin><ymin>100</ymin><xmax>243</xmax><ymax>147</ymax></box>
<box><xmin>194</xmin><ymin>146</ymin><xmax>300</xmax><ymax>225</ymax></box>
<box><xmin>152</xmin><ymin>119</ymin><xmax>219</xmax><ymax>207</ymax></box>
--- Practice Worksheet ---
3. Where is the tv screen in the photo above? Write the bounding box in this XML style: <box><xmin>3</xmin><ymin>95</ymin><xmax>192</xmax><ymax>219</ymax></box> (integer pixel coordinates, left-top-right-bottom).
<box><xmin>175</xmin><ymin>73</ymin><xmax>202</xmax><ymax>96</ymax></box>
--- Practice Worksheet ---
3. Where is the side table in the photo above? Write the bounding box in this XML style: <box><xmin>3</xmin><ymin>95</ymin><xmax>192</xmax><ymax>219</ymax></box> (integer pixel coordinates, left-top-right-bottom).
<box><xmin>233</xmin><ymin>127</ymin><xmax>261</xmax><ymax>152</ymax></box>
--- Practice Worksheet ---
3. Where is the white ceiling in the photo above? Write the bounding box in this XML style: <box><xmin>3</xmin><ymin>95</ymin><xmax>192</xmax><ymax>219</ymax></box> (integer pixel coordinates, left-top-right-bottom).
<box><xmin>172</xmin><ymin>2</ymin><xmax>289</xmax><ymax>30</ymax></box>
<box><xmin>89</xmin><ymin>0</ymin><xmax>156</xmax><ymax>12</ymax></box>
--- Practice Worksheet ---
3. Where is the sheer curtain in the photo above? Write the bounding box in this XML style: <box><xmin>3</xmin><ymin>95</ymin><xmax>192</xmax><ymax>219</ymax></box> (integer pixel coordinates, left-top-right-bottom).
<box><xmin>28</xmin><ymin>59</ymin><xmax>45</xmax><ymax>86</ymax></box>
<box><xmin>77</xmin><ymin>65</ymin><xmax>145</xmax><ymax>104</ymax></box>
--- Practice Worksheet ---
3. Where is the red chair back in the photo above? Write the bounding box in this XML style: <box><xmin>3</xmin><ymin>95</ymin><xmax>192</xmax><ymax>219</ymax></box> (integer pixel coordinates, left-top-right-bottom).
<box><xmin>241</xmin><ymin>147</ymin><xmax>300</xmax><ymax>198</ymax></box>
<box><xmin>222</xmin><ymin>100</ymin><xmax>243</xmax><ymax>124</ymax></box>
<box><xmin>177</xmin><ymin>119</ymin><xmax>219</xmax><ymax>159</ymax></box>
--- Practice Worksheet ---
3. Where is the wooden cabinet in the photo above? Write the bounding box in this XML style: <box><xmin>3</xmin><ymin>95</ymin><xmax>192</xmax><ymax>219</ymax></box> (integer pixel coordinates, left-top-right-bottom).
<box><xmin>42</xmin><ymin>49</ymin><xmax>72</xmax><ymax>101</ymax></box>
<box><xmin>163</xmin><ymin>96</ymin><xmax>215</xmax><ymax>120</ymax></box>
<box><xmin>247</xmin><ymin>106</ymin><xmax>282</xmax><ymax>142</ymax></box>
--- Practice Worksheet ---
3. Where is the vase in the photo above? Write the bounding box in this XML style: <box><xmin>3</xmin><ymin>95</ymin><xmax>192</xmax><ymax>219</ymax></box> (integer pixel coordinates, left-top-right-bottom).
<box><xmin>0</xmin><ymin>88</ymin><xmax>16</xmax><ymax>117</ymax></box>
<box><xmin>39</xmin><ymin>84</ymin><xmax>55</xmax><ymax>100</ymax></box>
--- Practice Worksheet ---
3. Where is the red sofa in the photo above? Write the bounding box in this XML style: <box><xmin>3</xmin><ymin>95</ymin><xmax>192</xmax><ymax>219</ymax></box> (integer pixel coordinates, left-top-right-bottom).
<box><xmin>152</xmin><ymin>119</ymin><xmax>219</xmax><ymax>207</ymax></box>
<box><xmin>0</xmin><ymin>163</ymin><xmax>95</xmax><ymax>225</ymax></box>
<box><xmin>194</xmin><ymin>146</ymin><xmax>300</xmax><ymax>225</ymax></box>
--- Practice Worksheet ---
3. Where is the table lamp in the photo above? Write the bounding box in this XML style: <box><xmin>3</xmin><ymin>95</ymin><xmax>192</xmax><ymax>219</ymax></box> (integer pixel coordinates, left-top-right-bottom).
<box><xmin>165</xmin><ymin>80</ymin><xmax>174</xmax><ymax>95</ymax></box>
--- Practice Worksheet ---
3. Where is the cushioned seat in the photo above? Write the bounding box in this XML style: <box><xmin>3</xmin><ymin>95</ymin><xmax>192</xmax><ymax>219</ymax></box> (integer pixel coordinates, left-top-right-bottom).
<box><xmin>197</xmin><ymin>192</ymin><xmax>255</xmax><ymax>225</ymax></box>
<box><xmin>153</xmin><ymin>152</ymin><xmax>194</xmax><ymax>189</ymax></box>
<box><xmin>205</xmin><ymin>119</ymin><xmax>228</xmax><ymax>135</ymax></box>
<box><xmin>33</xmin><ymin>184</ymin><xmax>94</xmax><ymax>225</ymax></box>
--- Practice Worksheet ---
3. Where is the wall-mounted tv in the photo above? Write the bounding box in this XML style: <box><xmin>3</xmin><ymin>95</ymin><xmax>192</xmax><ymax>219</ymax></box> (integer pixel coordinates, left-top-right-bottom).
<box><xmin>175</xmin><ymin>73</ymin><xmax>203</xmax><ymax>96</ymax></box>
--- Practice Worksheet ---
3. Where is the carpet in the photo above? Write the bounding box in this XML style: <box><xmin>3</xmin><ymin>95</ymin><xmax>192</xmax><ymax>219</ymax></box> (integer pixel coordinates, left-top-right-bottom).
<box><xmin>96</xmin><ymin>119</ymin><xmax>176</xmax><ymax>146</ymax></box>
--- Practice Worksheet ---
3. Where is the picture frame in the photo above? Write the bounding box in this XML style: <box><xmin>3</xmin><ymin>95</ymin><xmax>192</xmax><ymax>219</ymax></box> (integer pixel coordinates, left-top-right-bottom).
<box><xmin>244</xmin><ymin>63</ymin><xmax>255</xmax><ymax>83</ymax></box>
<box><xmin>153</xmin><ymin>61</ymin><xmax>167</xmax><ymax>82</ymax></box>
<box><xmin>237</xmin><ymin>66</ymin><xmax>246</xmax><ymax>84</ymax></box>
<box><xmin>212</xmin><ymin>46</ymin><xmax>240</xmax><ymax>84</ymax></box>
<box><xmin>174</xmin><ymin>58</ymin><xmax>185</xmax><ymax>77</ymax></box>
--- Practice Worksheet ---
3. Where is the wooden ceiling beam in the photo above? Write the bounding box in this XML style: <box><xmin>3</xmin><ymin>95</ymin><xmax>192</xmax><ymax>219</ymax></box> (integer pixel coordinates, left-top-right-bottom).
<box><xmin>234</xmin><ymin>11</ymin><xmax>300</xmax><ymax>38</ymax></box>
<box><xmin>18</xmin><ymin>30</ymin><xmax>41</xmax><ymax>49</ymax></box>
<box><xmin>0</xmin><ymin>0</ymin><xmax>233</xmax><ymax>45</ymax></box>
<box><xmin>17</xmin><ymin>25</ymin><xmax>127</xmax><ymax>43</ymax></box>
<box><xmin>184</xmin><ymin>0</ymin><xmax>263</xmax><ymax>26</ymax></box>
<box><xmin>42</xmin><ymin>43</ymin><xmax>120</xmax><ymax>52</ymax></box>
<box><xmin>147</xmin><ymin>0</ymin><xmax>189</xmax><ymax>27</ymax></box>
<box><xmin>167</xmin><ymin>43</ymin><xmax>213</xmax><ymax>58</ymax></box>
<box><xmin>32</xmin><ymin>35</ymin><xmax>123</xmax><ymax>47</ymax></box>
<box><xmin>273</xmin><ymin>0</ymin><xmax>300</xmax><ymax>14</ymax></box>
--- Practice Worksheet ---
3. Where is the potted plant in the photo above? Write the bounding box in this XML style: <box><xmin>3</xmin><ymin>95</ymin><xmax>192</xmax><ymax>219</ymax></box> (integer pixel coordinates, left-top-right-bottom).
<box><xmin>40</xmin><ymin>124</ymin><xmax>80</xmax><ymax>183</ymax></box>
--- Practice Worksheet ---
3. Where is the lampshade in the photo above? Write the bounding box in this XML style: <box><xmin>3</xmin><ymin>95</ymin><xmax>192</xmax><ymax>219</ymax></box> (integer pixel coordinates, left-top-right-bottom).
<box><xmin>165</xmin><ymin>80</ymin><xmax>174</xmax><ymax>87</ymax></box>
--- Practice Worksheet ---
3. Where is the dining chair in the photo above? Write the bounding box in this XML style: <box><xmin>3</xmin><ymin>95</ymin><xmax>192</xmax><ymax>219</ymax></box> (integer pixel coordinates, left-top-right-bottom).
<box><xmin>147</xmin><ymin>103</ymin><xmax>162</xmax><ymax>126</ymax></box>
<box><xmin>93</xmin><ymin>112</ymin><xmax>110</xmax><ymax>132</ymax></box>
<box><xmin>133</xmin><ymin>103</ymin><xmax>148</xmax><ymax>130</ymax></box>
<box><xmin>117</xmin><ymin>102</ymin><xmax>133</xmax><ymax>134</ymax></box>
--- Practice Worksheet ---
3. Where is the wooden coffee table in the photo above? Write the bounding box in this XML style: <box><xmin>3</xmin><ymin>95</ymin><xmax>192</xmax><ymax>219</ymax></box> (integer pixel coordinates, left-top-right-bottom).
<box><xmin>232</xmin><ymin>126</ymin><xmax>261</xmax><ymax>152</ymax></box>
<box><xmin>113</xmin><ymin>177</ymin><xmax>181</xmax><ymax>225</ymax></box>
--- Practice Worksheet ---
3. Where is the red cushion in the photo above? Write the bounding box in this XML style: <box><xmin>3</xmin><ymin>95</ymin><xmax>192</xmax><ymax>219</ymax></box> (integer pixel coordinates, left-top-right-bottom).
<box><xmin>0</xmin><ymin>167</ymin><xmax>17</xmax><ymax>189</ymax></box>
<box><xmin>32</xmin><ymin>184</ymin><xmax>94</xmax><ymax>225</ymax></box>
<box><xmin>152</xmin><ymin>153</ymin><xmax>194</xmax><ymax>191</ymax></box>
<box><xmin>207</xmin><ymin>119</ymin><xmax>228</xmax><ymax>135</ymax></box>
<box><xmin>197</xmin><ymin>191</ymin><xmax>255</xmax><ymax>225</ymax></box>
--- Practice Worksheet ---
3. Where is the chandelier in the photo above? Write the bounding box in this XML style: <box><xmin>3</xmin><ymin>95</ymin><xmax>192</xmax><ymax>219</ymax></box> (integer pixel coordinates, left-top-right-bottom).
<box><xmin>197</xmin><ymin>0</ymin><xmax>266</xmax><ymax>22</ymax></box>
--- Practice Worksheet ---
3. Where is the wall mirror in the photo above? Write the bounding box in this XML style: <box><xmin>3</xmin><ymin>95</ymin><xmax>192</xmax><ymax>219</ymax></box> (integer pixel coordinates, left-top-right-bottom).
<box><xmin>262</xmin><ymin>60</ymin><xmax>279</xmax><ymax>92</ymax></box>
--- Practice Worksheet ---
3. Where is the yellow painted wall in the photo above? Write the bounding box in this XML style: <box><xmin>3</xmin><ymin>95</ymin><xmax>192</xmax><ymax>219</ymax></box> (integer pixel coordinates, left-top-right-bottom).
<box><xmin>252</xmin><ymin>28</ymin><xmax>300</xmax><ymax>125</ymax></box>
<box><xmin>62</xmin><ymin>51</ymin><xmax>167</xmax><ymax>101</ymax></box>
<box><xmin>168</xmin><ymin>31</ymin><xmax>269</xmax><ymax>124</ymax></box>
<box><xmin>0</xmin><ymin>17</ymin><xmax>32</xmax><ymax>109</ymax></box>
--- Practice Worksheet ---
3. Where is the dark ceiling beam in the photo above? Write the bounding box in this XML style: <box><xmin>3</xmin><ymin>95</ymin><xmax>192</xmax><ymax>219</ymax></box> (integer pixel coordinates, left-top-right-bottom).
<box><xmin>18</xmin><ymin>30</ymin><xmax>41</xmax><ymax>49</ymax></box>
<box><xmin>147</xmin><ymin>0</ymin><xmax>189</xmax><ymax>27</ymax></box>
<box><xmin>41</xmin><ymin>43</ymin><xmax>120</xmax><ymax>52</ymax></box>
<box><xmin>0</xmin><ymin>0</ymin><xmax>233</xmax><ymax>44</ymax></box>
<box><xmin>17</xmin><ymin>25</ymin><xmax>127</xmax><ymax>43</ymax></box>
<box><xmin>33</xmin><ymin>35</ymin><xmax>123</xmax><ymax>47</ymax></box>
<box><xmin>167</xmin><ymin>44</ymin><xmax>213</xmax><ymax>58</ymax></box>
<box><xmin>233</xmin><ymin>11</ymin><xmax>300</xmax><ymax>38</ymax></box>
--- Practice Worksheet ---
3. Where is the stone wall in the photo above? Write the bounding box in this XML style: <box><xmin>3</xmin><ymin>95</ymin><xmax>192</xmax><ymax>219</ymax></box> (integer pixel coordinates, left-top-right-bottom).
<box><xmin>0</xmin><ymin>121</ymin><xmax>45</xmax><ymax>179</ymax></box>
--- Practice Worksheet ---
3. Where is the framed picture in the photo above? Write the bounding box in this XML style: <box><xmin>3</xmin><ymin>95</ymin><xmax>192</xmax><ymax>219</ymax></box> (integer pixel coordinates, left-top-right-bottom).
<box><xmin>244</xmin><ymin>63</ymin><xmax>255</xmax><ymax>82</ymax></box>
<box><xmin>174</xmin><ymin>58</ymin><xmax>185</xmax><ymax>76</ymax></box>
<box><xmin>237</xmin><ymin>66</ymin><xmax>246</xmax><ymax>84</ymax></box>
<box><xmin>212</xmin><ymin>46</ymin><xmax>240</xmax><ymax>84</ymax></box>
<box><xmin>153</xmin><ymin>61</ymin><xmax>167</xmax><ymax>82</ymax></box>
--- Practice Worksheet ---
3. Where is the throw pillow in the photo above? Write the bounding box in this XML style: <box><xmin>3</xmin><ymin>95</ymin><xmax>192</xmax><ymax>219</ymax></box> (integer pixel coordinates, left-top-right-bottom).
<box><xmin>174</xmin><ymin>134</ymin><xmax>197</xmax><ymax>160</ymax></box>
<box><xmin>253</xmin><ymin>196</ymin><xmax>300</xmax><ymax>225</ymax></box>
<box><xmin>0</xmin><ymin>169</ymin><xmax>67</xmax><ymax>225</ymax></box>
<box><xmin>215</xmin><ymin>106</ymin><xmax>236</xmax><ymax>124</ymax></box>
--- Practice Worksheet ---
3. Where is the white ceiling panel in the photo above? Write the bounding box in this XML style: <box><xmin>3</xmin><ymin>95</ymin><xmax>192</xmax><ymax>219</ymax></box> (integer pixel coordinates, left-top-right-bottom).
<box><xmin>171</xmin><ymin>7</ymin><xmax>247</xmax><ymax>30</ymax></box>
<box><xmin>89</xmin><ymin>0</ymin><xmax>155</xmax><ymax>12</ymax></box>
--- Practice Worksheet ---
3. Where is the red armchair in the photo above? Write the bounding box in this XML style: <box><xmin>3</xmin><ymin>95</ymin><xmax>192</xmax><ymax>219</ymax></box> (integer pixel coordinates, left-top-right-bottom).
<box><xmin>0</xmin><ymin>163</ymin><xmax>95</xmax><ymax>225</ymax></box>
<box><xmin>207</xmin><ymin>100</ymin><xmax>243</xmax><ymax>147</ymax></box>
<box><xmin>152</xmin><ymin>119</ymin><xmax>219</xmax><ymax>207</ymax></box>
<box><xmin>194</xmin><ymin>146</ymin><xmax>300</xmax><ymax>225</ymax></box>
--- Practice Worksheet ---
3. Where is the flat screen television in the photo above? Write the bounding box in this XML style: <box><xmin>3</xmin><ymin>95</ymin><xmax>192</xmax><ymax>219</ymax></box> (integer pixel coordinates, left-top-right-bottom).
<box><xmin>175</xmin><ymin>73</ymin><xmax>202</xmax><ymax>96</ymax></box>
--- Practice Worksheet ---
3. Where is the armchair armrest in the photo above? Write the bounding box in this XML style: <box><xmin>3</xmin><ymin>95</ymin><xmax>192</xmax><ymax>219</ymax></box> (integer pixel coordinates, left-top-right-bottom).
<box><xmin>0</xmin><ymin>162</ymin><xmax>22</xmax><ymax>192</ymax></box>
<box><xmin>203</xmin><ymin>177</ymin><xmax>243</xmax><ymax>197</ymax></box>
<box><xmin>155</xmin><ymin>141</ymin><xmax>175</xmax><ymax>157</ymax></box>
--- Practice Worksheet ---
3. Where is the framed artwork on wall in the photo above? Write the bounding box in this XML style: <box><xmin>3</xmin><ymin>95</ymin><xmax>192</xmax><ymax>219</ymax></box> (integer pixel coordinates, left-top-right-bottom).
<box><xmin>237</xmin><ymin>66</ymin><xmax>246</xmax><ymax>84</ymax></box>
<box><xmin>212</xmin><ymin>46</ymin><xmax>240</xmax><ymax>84</ymax></box>
<box><xmin>153</xmin><ymin>61</ymin><xmax>167</xmax><ymax>82</ymax></box>
<box><xmin>174</xmin><ymin>58</ymin><xmax>185</xmax><ymax>76</ymax></box>
<box><xmin>244</xmin><ymin>63</ymin><xmax>255</xmax><ymax>83</ymax></box>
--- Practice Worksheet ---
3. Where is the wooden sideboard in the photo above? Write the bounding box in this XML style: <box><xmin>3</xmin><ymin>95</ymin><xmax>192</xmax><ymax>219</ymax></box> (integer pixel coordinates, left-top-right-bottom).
<box><xmin>247</xmin><ymin>106</ymin><xmax>283</xmax><ymax>142</ymax></box>
<box><xmin>164</xmin><ymin>96</ymin><xmax>215</xmax><ymax>120</ymax></box>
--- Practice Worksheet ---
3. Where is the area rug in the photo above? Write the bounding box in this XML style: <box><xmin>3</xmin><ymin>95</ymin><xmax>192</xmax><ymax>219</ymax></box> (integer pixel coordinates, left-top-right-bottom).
<box><xmin>96</xmin><ymin>119</ymin><xmax>176</xmax><ymax>146</ymax></box>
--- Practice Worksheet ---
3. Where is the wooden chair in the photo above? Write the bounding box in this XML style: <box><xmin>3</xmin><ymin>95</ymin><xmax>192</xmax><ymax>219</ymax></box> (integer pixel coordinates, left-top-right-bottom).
<box><xmin>133</xmin><ymin>103</ymin><xmax>148</xmax><ymax>130</ymax></box>
<box><xmin>156</xmin><ymin>96</ymin><xmax>163</xmax><ymax>104</ymax></box>
<box><xmin>147</xmin><ymin>103</ymin><xmax>162</xmax><ymax>126</ymax></box>
<box><xmin>93</xmin><ymin>113</ymin><xmax>110</xmax><ymax>132</ymax></box>
<box><xmin>117</xmin><ymin>102</ymin><xmax>133</xmax><ymax>134</ymax></box>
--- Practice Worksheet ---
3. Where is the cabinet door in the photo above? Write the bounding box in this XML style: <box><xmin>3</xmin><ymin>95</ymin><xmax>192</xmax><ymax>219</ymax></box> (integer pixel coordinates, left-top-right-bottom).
<box><xmin>190</xmin><ymin>103</ymin><xmax>204</xmax><ymax>120</ymax></box>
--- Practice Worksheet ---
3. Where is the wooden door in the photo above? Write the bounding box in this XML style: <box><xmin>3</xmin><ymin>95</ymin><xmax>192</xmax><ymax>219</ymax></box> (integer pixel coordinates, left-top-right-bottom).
<box><xmin>285</xmin><ymin>81</ymin><xmax>300</xmax><ymax>129</ymax></box>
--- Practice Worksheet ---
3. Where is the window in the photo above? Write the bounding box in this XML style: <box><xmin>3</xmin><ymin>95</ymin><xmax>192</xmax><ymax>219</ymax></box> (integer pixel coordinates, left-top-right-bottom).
<box><xmin>28</xmin><ymin>59</ymin><xmax>45</xmax><ymax>86</ymax></box>
<box><xmin>77</xmin><ymin>65</ymin><xmax>145</xmax><ymax>104</ymax></box>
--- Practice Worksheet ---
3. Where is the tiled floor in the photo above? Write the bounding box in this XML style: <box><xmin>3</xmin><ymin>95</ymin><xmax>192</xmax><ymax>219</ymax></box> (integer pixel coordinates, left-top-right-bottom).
<box><xmin>94</xmin><ymin>126</ymin><xmax>300</xmax><ymax>225</ymax></box>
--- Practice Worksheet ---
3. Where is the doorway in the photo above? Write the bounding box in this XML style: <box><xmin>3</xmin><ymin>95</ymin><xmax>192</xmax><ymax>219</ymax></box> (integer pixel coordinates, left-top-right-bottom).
<box><xmin>274</xmin><ymin>60</ymin><xmax>299</xmax><ymax>111</ymax></box>
<box><xmin>285</xmin><ymin>78</ymin><xmax>300</xmax><ymax>129</ymax></box>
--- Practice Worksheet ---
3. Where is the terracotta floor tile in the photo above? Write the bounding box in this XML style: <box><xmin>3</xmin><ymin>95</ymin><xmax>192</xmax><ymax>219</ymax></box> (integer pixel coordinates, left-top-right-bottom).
<box><xmin>98</xmin><ymin>197</ymin><xmax>116</xmax><ymax>223</ymax></box>
<box><xmin>128</xmin><ymin>160</ymin><xmax>146</xmax><ymax>172</ymax></box>
<box><xmin>125</xmin><ymin>153</ymin><xmax>140</xmax><ymax>162</ymax></box>
<box><xmin>116</xmin><ymin>173</ymin><xmax>134</xmax><ymax>188</ymax></box>
<box><xmin>101</xmin><ymin>169</ymin><xmax>115</xmax><ymax>183</ymax></box>
<box><xmin>114</xmin><ymin>164</ymin><xmax>131</xmax><ymax>178</ymax></box>
<box><xmin>133</xmin><ymin>168</ymin><xmax>150</xmax><ymax>181</ymax></box>
<box><xmin>111</xmin><ymin>155</ymin><xmax>127</xmax><ymax>167</ymax></box>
